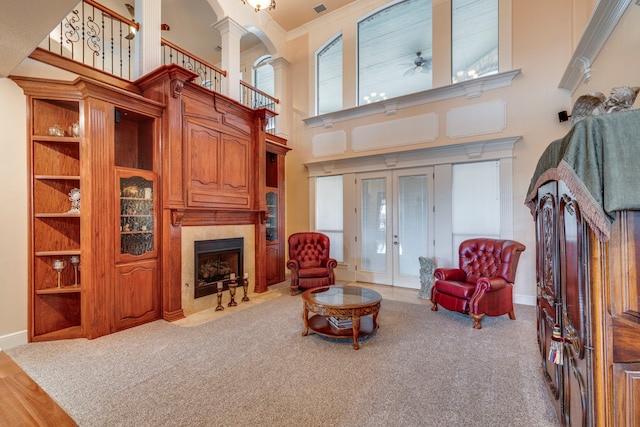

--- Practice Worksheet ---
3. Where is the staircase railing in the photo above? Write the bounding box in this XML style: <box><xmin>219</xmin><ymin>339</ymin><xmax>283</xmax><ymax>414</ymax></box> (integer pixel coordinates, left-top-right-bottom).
<box><xmin>161</xmin><ymin>39</ymin><xmax>226</xmax><ymax>93</ymax></box>
<box><xmin>39</xmin><ymin>0</ymin><xmax>138</xmax><ymax>81</ymax></box>
<box><xmin>37</xmin><ymin>1</ymin><xmax>278</xmax><ymax>133</ymax></box>
<box><xmin>240</xmin><ymin>81</ymin><xmax>279</xmax><ymax>133</ymax></box>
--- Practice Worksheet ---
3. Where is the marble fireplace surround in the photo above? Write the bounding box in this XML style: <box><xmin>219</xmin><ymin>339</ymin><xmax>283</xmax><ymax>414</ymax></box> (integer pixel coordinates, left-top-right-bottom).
<box><xmin>181</xmin><ymin>225</ymin><xmax>255</xmax><ymax>317</ymax></box>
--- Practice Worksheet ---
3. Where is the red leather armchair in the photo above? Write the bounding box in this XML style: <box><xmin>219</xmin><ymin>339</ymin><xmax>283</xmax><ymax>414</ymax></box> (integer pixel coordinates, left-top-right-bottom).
<box><xmin>287</xmin><ymin>232</ymin><xmax>337</xmax><ymax>296</ymax></box>
<box><xmin>431</xmin><ymin>238</ymin><xmax>525</xmax><ymax>329</ymax></box>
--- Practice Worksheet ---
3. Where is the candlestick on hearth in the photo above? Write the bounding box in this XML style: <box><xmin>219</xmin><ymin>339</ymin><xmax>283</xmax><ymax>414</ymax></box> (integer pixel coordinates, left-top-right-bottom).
<box><xmin>215</xmin><ymin>281</ymin><xmax>224</xmax><ymax>311</ymax></box>
<box><xmin>228</xmin><ymin>281</ymin><xmax>238</xmax><ymax>307</ymax></box>
<box><xmin>242</xmin><ymin>277</ymin><xmax>250</xmax><ymax>302</ymax></box>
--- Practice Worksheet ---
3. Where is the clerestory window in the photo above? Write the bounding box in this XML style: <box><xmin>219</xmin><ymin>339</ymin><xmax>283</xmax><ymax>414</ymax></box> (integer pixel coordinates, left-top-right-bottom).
<box><xmin>315</xmin><ymin>0</ymin><xmax>503</xmax><ymax>114</ymax></box>
<box><xmin>451</xmin><ymin>0</ymin><xmax>499</xmax><ymax>83</ymax></box>
<box><xmin>316</xmin><ymin>34</ymin><xmax>343</xmax><ymax>115</ymax></box>
<box><xmin>357</xmin><ymin>0</ymin><xmax>433</xmax><ymax>106</ymax></box>
<box><xmin>253</xmin><ymin>55</ymin><xmax>274</xmax><ymax>98</ymax></box>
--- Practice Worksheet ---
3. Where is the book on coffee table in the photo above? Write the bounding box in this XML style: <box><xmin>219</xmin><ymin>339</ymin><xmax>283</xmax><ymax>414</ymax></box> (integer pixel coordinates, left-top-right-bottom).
<box><xmin>328</xmin><ymin>316</ymin><xmax>352</xmax><ymax>329</ymax></box>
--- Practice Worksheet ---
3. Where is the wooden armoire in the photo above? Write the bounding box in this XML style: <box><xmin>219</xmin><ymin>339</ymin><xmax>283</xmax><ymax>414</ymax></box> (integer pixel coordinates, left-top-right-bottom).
<box><xmin>528</xmin><ymin>111</ymin><xmax>640</xmax><ymax>426</ymax></box>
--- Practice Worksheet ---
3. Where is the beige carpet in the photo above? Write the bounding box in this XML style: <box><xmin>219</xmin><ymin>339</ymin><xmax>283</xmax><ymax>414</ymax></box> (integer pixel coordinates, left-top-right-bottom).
<box><xmin>6</xmin><ymin>284</ymin><xmax>559</xmax><ymax>426</ymax></box>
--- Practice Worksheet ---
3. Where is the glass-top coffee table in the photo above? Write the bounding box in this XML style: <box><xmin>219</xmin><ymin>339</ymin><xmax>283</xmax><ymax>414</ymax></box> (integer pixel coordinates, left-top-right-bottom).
<box><xmin>301</xmin><ymin>286</ymin><xmax>382</xmax><ymax>350</ymax></box>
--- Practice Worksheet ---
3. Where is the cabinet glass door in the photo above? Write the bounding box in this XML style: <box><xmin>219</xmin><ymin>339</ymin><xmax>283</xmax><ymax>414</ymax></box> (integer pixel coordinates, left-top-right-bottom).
<box><xmin>266</xmin><ymin>191</ymin><xmax>278</xmax><ymax>242</ymax></box>
<box><xmin>118</xmin><ymin>170</ymin><xmax>156</xmax><ymax>261</ymax></box>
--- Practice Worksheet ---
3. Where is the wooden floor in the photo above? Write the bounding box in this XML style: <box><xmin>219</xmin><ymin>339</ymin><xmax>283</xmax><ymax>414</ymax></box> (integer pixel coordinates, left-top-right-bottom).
<box><xmin>0</xmin><ymin>352</ymin><xmax>76</xmax><ymax>426</ymax></box>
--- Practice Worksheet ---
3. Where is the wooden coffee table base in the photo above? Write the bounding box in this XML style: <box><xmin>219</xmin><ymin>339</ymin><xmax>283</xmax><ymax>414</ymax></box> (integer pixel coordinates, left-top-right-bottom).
<box><xmin>301</xmin><ymin>286</ymin><xmax>382</xmax><ymax>350</ymax></box>
<box><xmin>302</xmin><ymin>313</ymin><xmax>378</xmax><ymax>350</ymax></box>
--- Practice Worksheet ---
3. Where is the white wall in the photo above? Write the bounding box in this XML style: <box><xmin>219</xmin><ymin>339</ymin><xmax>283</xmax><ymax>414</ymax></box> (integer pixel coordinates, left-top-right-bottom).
<box><xmin>284</xmin><ymin>0</ymin><xmax>582</xmax><ymax>306</ymax></box>
<box><xmin>0</xmin><ymin>77</ymin><xmax>28</xmax><ymax>346</ymax></box>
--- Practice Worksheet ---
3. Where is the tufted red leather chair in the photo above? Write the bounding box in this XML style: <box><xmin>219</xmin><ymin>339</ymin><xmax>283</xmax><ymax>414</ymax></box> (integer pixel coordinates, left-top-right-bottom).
<box><xmin>431</xmin><ymin>238</ymin><xmax>525</xmax><ymax>329</ymax></box>
<box><xmin>286</xmin><ymin>232</ymin><xmax>338</xmax><ymax>296</ymax></box>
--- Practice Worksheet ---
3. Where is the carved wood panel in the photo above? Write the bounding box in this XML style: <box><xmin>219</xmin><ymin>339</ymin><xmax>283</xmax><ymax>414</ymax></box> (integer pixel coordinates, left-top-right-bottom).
<box><xmin>186</xmin><ymin>120</ymin><xmax>220</xmax><ymax>190</ymax></box>
<box><xmin>614</xmin><ymin>363</ymin><xmax>640</xmax><ymax>426</ymax></box>
<box><xmin>184</xmin><ymin>118</ymin><xmax>250</xmax><ymax>209</ymax></box>
<box><xmin>114</xmin><ymin>260</ymin><xmax>160</xmax><ymax>331</ymax></box>
<box><xmin>558</xmin><ymin>184</ymin><xmax>591</xmax><ymax>426</ymax></box>
<box><xmin>536</xmin><ymin>183</ymin><xmax>563</xmax><ymax>406</ymax></box>
<box><xmin>221</xmin><ymin>133</ymin><xmax>249</xmax><ymax>193</ymax></box>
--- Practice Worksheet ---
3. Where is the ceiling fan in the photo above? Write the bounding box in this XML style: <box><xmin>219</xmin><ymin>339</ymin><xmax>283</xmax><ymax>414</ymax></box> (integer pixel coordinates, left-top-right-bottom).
<box><xmin>402</xmin><ymin>51</ymin><xmax>432</xmax><ymax>76</ymax></box>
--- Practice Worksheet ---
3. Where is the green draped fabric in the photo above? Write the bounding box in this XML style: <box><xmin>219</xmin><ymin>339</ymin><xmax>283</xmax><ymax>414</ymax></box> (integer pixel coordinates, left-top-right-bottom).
<box><xmin>525</xmin><ymin>109</ymin><xmax>640</xmax><ymax>241</ymax></box>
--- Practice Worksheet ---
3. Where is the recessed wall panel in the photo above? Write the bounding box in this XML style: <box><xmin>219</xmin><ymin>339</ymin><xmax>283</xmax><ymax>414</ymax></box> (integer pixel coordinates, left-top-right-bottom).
<box><xmin>312</xmin><ymin>130</ymin><xmax>347</xmax><ymax>157</ymax></box>
<box><xmin>446</xmin><ymin>100</ymin><xmax>506</xmax><ymax>138</ymax></box>
<box><xmin>351</xmin><ymin>113</ymin><xmax>438</xmax><ymax>152</ymax></box>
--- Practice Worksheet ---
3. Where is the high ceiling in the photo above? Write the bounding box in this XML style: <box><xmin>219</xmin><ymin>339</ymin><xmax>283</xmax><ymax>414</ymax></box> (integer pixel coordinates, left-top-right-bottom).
<box><xmin>0</xmin><ymin>0</ymin><xmax>357</xmax><ymax>77</ymax></box>
<box><xmin>162</xmin><ymin>0</ymin><xmax>358</xmax><ymax>36</ymax></box>
<box><xmin>160</xmin><ymin>0</ymin><xmax>357</xmax><ymax>64</ymax></box>
<box><xmin>265</xmin><ymin>0</ymin><xmax>357</xmax><ymax>32</ymax></box>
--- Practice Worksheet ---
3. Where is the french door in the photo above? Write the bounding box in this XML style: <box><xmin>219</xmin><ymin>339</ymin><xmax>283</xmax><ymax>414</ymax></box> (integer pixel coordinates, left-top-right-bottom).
<box><xmin>356</xmin><ymin>167</ymin><xmax>433</xmax><ymax>288</ymax></box>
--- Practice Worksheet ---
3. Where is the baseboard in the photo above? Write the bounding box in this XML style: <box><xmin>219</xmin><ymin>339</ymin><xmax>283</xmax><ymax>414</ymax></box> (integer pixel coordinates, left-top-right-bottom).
<box><xmin>0</xmin><ymin>330</ymin><xmax>28</xmax><ymax>351</ymax></box>
<box><xmin>514</xmin><ymin>294</ymin><xmax>536</xmax><ymax>307</ymax></box>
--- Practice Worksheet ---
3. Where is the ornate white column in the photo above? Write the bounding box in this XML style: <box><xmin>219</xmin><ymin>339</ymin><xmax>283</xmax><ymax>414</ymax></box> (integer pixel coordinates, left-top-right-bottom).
<box><xmin>213</xmin><ymin>17</ymin><xmax>247</xmax><ymax>101</ymax></box>
<box><xmin>269</xmin><ymin>56</ymin><xmax>290</xmax><ymax>138</ymax></box>
<box><xmin>135</xmin><ymin>0</ymin><xmax>162</xmax><ymax>78</ymax></box>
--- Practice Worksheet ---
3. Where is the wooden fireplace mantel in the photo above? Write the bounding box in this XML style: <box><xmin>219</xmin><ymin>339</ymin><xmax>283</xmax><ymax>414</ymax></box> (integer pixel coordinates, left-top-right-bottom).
<box><xmin>170</xmin><ymin>208</ymin><xmax>266</xmax><ymax>227</ymax></box>
<box><xmin>136</xmin><ymin>64</ymin><xmax>282</xmax><ymax>321</ymax></box>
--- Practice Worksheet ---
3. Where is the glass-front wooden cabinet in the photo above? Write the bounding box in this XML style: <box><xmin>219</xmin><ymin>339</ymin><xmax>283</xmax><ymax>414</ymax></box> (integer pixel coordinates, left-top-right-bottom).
<box><xmin>113</xmin><ymin>116</ymin><xmax>160</xmax><ymax>331</ymax></box>
<box><xmin>266</xmin><ymin>191</ymin><xmax>278</xmax><ymax>243</ymax></box>
<box><xmin>265</xmin><ymin>143</ymin><xmax>289</xmax><ymax>285</ymax></box>
<box><xmin>117</xmin><ymin>170</ymin><xmax>157</xmax><ymax>262</ymax></box>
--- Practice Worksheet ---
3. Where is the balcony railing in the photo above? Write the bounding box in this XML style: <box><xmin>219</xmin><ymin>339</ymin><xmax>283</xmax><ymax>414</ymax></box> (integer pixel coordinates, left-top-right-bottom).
<box><xmin>161</xmin><ymin>39</ymin><xmax>226</xmax><ymax>93</ymax></box>
<box><xmin>39</xmin><ymin>0</ymin><xmax>138</xmax><ymax>81</ymax></box>
<box><xmin>240</xmin><ymin>81</ymin><xmax>279</xmax><ymax>133</ymax></box>
<box><xmin>37</xmin><ymin>1</ymin><xmax>278</xmax><ymax>133</ymax></box>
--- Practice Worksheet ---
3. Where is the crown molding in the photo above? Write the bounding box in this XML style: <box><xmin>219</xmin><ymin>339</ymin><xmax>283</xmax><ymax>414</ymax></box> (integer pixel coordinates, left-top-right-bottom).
<box><xmin>558</xmin><ymin>0</ymin><xmax>633</xmax><ymax>94</ymax></box>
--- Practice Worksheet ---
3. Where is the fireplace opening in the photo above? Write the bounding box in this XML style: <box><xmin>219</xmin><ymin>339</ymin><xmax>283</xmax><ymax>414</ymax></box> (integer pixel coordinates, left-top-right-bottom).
<box><xmin>194</xmin><ymin>238</ymin><xmax>243</xmax><ymax>299</ymax></box>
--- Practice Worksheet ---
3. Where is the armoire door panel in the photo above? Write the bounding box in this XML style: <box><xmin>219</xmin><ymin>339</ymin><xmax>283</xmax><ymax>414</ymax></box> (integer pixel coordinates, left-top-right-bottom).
<box><xmin>536</xmin><ymin>182</ymin><xmax>563</xmax><ymax>406</ymax></box>
<box><xmin>559</xmin><ymin>183</ymin><xmax>591</xmax><ymax>427</ymax></box>
<box><xmin>613</xmin><ymin>364</ymin><xmax>640</xmax><ymax>426</ymax></box>
<box><xmin>539</xmin><ymin>299</ymin><xmax>562</xmax><ymax>401</ymax></box>
<box><xmin>559</xmin><ymin>190</ymin><xmax>588</xmax><ymax>359</ymax></box>
<box><xmin>538</xmin><ymin>187</ymin><xmax>560</xmax><ymax>303</ymax></box>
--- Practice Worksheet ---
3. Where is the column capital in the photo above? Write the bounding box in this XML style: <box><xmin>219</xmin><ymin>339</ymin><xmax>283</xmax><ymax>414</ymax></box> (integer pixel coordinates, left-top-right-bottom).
<box><xmin>213</xmin><ymin>16</ymin><xmax>248</xmax><ymax>38</ymax></box>
<box><xmin>269</xmin><ymin>56</ymin><xmax>290</xmax><ymax>70</ymax></box>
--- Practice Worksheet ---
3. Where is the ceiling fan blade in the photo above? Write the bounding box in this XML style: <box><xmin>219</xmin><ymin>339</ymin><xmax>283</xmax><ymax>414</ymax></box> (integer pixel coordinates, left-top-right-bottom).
<box><xmin>403</xmin><ymin>66</ymin><xmax>416</xmax><ymax>76</ymax></box>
